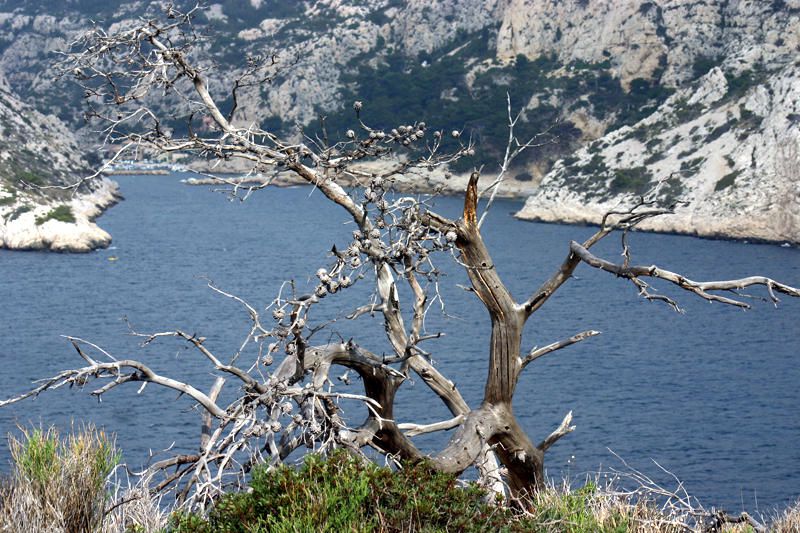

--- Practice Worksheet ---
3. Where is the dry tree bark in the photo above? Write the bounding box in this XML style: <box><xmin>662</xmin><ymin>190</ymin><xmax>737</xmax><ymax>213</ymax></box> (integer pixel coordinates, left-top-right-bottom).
<box><xmin>2</xmin><ymin>4</ymin><xmax>798</xmax><ymax>513</ymax></box>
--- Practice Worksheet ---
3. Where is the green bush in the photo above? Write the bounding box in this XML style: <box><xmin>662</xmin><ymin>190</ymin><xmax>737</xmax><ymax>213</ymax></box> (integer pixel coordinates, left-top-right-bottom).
<box><xmin>171</xmin><ymin>451</ymin><xmax>651</xmax><ymax>533</ymax></box>
<box><xmin>610</xmin><ymin>166</ymin><xmax>652</xmax><ymax>194</ymax></box>
<box><xmin>680</xmin><ymin>156</ymin><xmax>706</xmax><ymax>173</ymax></box>
<box><xmin>643</xmin><ymin>150</ymin><xmax>665</xmax><ymax>164</ymax></box>
<box><xmin>715</xmin><ymin>169</ymin><xmax>742</xmax><ymax>191</ymax></box>
<box><xmin>172</xmin><ymin>451</ymin><xmax>526</xmax><ymax>532</ymax></box>
<box><xmin>725</xmin><ymin>69</ymin><xmax>758</xmax><ymax>99</ymax></box>
<box><xmin>15</xmin><ymin>170</ymin><xmax>46</xmax><ymax>186</ymax></box>
<box><xmin>35</xmin><ymin>204</ymin><xmax>76</xmax><ymax>225</ymax></box>
<box><xmin>5</xmin><ymin>204</ymin><xmax>32</xmax><ymax>221</ymax></box>
<box><xmin>691</xmin><ymin>55</ymin><xmax>722</xmax><ymax>79</ymax></box>
<box><xmin>705</xmin><ymin>120</ymin><xmax>733</xmax><ymax>143</ymax></box>
<box><xmin>0</xmin><ymin>190</ymin><xmax>16</xmax><ymax>206</ymax></box>
<box><xmin>582</xmin><ymin>153</ymin><xmax>609</xmax><ymax>175</ymax></box>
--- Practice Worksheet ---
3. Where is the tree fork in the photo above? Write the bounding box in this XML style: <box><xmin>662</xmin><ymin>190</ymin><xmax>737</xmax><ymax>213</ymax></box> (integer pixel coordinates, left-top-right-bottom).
<box><xmin>455</xmin><ymin>172</ymin><xmax>545</xmax><ymax>498</ymax></box>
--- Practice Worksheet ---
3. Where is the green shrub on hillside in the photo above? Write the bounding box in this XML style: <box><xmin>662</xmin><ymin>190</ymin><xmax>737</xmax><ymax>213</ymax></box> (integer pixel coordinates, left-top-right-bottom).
<box><xmin>316</xmin><ymin>30</ymin><xmax>671</xmax><ymax>174</ymax></box>
<box><xmin>715</xmin><ymin>169</ymin><xmax>742</xmax><ymax>191</ymax></box>
<box><xmin>5</xmin><ymin>204</ymin><xmax>32</xmax><ymax>221</ymax></box>
<box><xmin>610</xmin><ymin>166</ymin><xmax>652</xmax><ymax>194</ymax></box>
<box><xmin>15</xmin><ymin>170</ymin><xmax>46</xmax><ymax>186</ymax></box>
<box><xmin>35</xmin><ymin>204</ymin><xmax>76</xmax><ymax>225</ymax></box>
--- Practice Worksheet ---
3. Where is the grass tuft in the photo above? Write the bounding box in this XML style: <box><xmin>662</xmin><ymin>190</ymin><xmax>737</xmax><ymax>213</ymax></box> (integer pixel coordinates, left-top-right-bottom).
<box><xmin>0</xmin><ymin>425</ymin><xmax>119</xmax><ymax>532</ymax></box>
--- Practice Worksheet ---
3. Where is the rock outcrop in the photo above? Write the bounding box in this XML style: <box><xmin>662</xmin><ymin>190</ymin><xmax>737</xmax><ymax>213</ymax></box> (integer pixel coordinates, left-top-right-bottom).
<box><xmin>0</xmin><ymin>75</ymin><xmax>120</xmax><ymax>252</ymax></box>
<box><xmin>496</xmin><ymin>0</ymin><xmax>800</xmax><ymax>89</ymax></box>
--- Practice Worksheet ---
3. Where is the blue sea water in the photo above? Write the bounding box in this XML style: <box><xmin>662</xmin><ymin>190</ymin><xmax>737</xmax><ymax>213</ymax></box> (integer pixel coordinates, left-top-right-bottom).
<box><xmin>1</xmin><ymin>173</ymin><xmax>798</xmax><ymax>513</ymax></box>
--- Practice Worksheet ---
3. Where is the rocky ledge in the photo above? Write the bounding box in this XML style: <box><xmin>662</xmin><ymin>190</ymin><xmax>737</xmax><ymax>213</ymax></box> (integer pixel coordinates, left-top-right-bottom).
<box><xmin>0</xmin><ymin>178</ymin><xmax>121</xmax><ymax>252</ymax></box>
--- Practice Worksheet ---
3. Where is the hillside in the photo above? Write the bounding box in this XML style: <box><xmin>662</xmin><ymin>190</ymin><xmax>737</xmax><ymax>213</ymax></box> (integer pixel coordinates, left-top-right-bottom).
<box><xmin>0</xmin><ymin>0</ymin><xmax>796</xmax><ymax>242</ymax></box>
<box><xmin>0</xmin><ymin>75</ymin><xmax>119</xmax><ymax>252</ymax></box>
<box><xmin>511</xmin><ymin>0</ymin><xmax>800</xmax><ymax>243</ymax></box>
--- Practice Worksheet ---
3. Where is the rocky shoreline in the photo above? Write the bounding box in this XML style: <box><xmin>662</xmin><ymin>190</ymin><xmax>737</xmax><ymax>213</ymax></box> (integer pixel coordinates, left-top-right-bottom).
<box><xmin>0</xmin><ymin>178</ymin><xmax>121</xmax><ymax>253</ymax></box>
<box><xmin>514</xmin><ymin>197</ymin><xmax>799</xmax><ymax>246</ymax></box>
<box><xmin>182</xmin><ymin>164</ymin><xmax>537</xmax><ymax>199</ymax></box>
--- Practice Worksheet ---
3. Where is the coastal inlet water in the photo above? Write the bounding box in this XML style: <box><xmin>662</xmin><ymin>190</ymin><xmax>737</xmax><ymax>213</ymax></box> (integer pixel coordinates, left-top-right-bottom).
<box><xmin>1</xmin><ymin>174</ymin><xmax>798</xmax><ymax>514</ymax></box>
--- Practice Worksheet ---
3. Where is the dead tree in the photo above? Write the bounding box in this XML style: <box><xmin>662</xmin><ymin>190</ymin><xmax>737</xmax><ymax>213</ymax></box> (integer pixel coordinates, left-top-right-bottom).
<box><xmin>3</xmin><ymin>5</ymin><xmax>798</xmax><ymax>512</ymax></box>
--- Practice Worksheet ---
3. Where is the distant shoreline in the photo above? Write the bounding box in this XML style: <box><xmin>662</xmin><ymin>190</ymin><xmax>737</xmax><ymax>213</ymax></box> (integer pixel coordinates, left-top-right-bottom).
<box><xmin>179</xmin><ymin>173</ymin><xmax>796</xmax><ymax>247</ymax></box>
<box><xmin>106</xmin><ymin>169</ymin><xmax>169</xmax><ymax>175</ymax></box>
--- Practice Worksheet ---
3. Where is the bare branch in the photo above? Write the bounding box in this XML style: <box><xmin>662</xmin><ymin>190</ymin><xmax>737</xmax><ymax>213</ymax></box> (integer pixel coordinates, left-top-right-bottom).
<box><xmin>0</xmin><ymin>359</ymin><xmax>226</xmax><ymax>419</ymax></box>
<box><xmin>478</xmin><ymin>94</ymin><xmax>556</xmax><ymax>228</ymax></box>
<box><xmin>520</xmin><ymin>330</ymin><xmax>601</xmax><ymax>370</ymax></box>
<box><xmin>521</xmin><ymin>191</ymin><xmax>678</xmax><ymax>318</ymax></box>
<box><xmin>398</xmin><ymin>415</ymin><xmax>465</xmax><ymax>437</ymax></box>
<box><xmin>569</xmin><ymin>240</ymin><xmax>800</xmax><ymax>309</ymax></box>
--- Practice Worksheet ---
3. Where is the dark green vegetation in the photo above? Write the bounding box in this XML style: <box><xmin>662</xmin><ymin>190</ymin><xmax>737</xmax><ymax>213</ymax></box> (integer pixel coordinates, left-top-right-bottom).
<box><xmin>0</xmin><ymin>189</ymin><xmax>15</xmax><ymax>206</ymax></box>
<box><xmin>0</xmin><ymin>143</ymin><xmax>52</xmax><ymax>191</ymax></box>
<box><xmin>725</xmin><ymin>69</ymin><xmax>761</xmax><ymax>101</ymax></box>
<box><xmin>320</xmin><ymin>29</ymin><xmax>672</xmax><ymax>173</ymax></box>
<box><xmin>34</xmin><ymin>204</ymin><xmax>75</xmax><ymax>225</ymax></box>
<box><xmin>0</xmin><ymin>90</ymin><xmax>88</xmax><ymax>199</ymax></box>
<box><xmin>680</xmin><ymin>156</ymin><xmax>706</xmax><ymax>174</ymax></box>
<box><xmin>657</xmin><ymin>175</ymin><xmax>686</xmax><ymax>204</ymax></box>
<box><xmin>172</xmin><ymin>450</ymin><xmax>630</xmax><ymax>533</ymax></box>
<box><xmin>715</xmin><ymin>169</ymin><xmax>742</xmax><ymax>191</ymax></box>
<box><xmin>670</xmin><ymin>98</ymin><xmax>706</xmax><ymax>124</ymax></box>
<box><xmin>4</xmin><ymin>204</ymin><xmax>31</xmax><ymax>221</ymax></box>
<box><xmin>4</xmin><ymin>427</ymin><xmax>796</xmax><ymax>531</ymax></box>
<box><xmin>692</xmin><ymin>54</ymin><xmax>723</xmax><ymax>79</ymax></box>
<box><xmin>610</xmin><ymin>166</ymin><xmax>652</xmax><ymax>194</ymax></box>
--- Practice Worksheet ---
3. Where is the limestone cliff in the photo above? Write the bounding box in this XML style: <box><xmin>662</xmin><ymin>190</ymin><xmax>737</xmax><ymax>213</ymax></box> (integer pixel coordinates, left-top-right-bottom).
<box><xmin>496</xmin><ymin>0</ymin><xmax>800</xmax><ymax>88</ymax></box>
<box><xmin>514</xmin><ymin>1</ymin><xmax>800</xmax><ymax>243</ymax></box>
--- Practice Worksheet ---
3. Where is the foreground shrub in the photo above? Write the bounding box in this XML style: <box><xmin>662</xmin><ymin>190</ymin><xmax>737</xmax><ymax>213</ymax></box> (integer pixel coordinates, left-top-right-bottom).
<box><xmin>171</xmin><ymin>450</ymin><xmax>800</xmax><ymax>533</ymax></box>
<box><xmin>2</xmin><ymin>436</ymin><xmax>798</xmax><ymax>532</ymax></box>
<box><xmin>0</xmin><ymin>425</ymin><xmax>118</xmax><ymax>532</ymax></box>
<box><xmin>172</xmin><ymin>450</ymin><xmax>646</xmax><ymax>533</ymax></box>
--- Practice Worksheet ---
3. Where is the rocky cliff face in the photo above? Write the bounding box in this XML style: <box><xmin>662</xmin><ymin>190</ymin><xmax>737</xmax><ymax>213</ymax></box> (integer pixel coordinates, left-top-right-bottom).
<box><xmin>0</xmin><ymin>1</ymin><xmax>511</xmax><ymax>127</ymax></box>
<box><xmin>516</xmin><ymin>65</ymin><xmax>800</xmax><ymax>242</ymax></box>
<box><xmin>514</xmin><ymin>1</ymin><xmax>800</xmax><ymax>243</ymax></box>
<box><xmin>0</xmin><ymin>75</ymin><xmax>120</xmax><ymax>252</ymax></box>
<box><xmin>496</xmin><ymin>0</ymin><xmax>799</xmax><ymax>88</ymax></box>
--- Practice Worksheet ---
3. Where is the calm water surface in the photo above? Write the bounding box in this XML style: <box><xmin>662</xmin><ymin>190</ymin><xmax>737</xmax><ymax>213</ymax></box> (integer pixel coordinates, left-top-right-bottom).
<box><xmin>1</xmin><ymin>174</ymin><xmax>798</xmax><ymax>513</ymax></box>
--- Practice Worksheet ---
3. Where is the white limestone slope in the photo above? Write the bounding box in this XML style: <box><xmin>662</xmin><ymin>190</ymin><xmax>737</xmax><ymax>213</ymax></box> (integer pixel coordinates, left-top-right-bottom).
<box><xmin>0</xmin><ymin>178</ymin><xmax>120</xmax><ymax>252</ymax></box>
<box><xmin>516</xmin><ymin>64</ymin><xmax>800</xmax><ymax>243</ymax></box>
